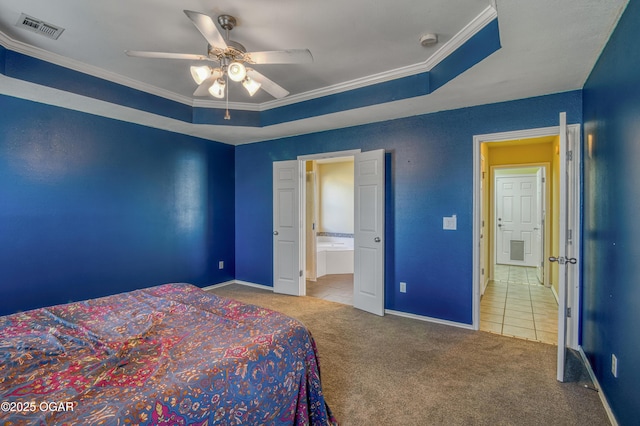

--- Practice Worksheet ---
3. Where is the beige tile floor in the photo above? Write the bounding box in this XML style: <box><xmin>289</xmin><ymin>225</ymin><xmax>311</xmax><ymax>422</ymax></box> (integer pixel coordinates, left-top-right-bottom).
<box><xmin>480</xmin><ymin>265</ymin><xmax>558</xmax><ymax>344</ymax></box>
<box><xmin>306</xmin><ymin>273</ymin><xmax>353</xmax><ymax>305</ymax></box>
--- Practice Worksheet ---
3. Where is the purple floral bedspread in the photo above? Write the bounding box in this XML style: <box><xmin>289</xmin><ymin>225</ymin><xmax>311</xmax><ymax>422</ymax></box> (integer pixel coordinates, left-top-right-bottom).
<box><xmin>0</xmin><ymin>283</ymin><xmax>337</xmax><ymax>425</ymax></box>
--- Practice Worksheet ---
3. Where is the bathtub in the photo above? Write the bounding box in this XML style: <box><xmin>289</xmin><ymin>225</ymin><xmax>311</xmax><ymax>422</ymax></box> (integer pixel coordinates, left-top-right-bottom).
<box><xmin>316</xmin><ymin>236</ymin><xmax>354</xmax><ymax>277</ymax></box>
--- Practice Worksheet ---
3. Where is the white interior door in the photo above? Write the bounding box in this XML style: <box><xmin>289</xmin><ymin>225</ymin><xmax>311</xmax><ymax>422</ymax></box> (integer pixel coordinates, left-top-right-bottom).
<box><xmin>273</xmin><ymin>160</ymin><xmax>303</xmax><ymax>296</ymax></box>
<box><xmin>535</xmin><ymin>167</ymin><xmax>545</xmax><ymax>284</ymax></box>
<box><xmin>495</xmin><ymin>174</ymin><xmax>538</xmax><ymax>266</ymax></box>
<box><xmin>554</xmin><ymin>112</ymin><xmax>573</xmax><ymax>382</ymax></box>
<box><xmin>353</xmin><ymin>149</ymin><xmax>385</xmax><ymax>316</ymax></box>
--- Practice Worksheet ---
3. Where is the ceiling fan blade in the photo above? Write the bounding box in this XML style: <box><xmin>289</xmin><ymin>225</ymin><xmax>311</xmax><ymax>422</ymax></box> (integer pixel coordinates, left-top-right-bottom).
<box><xmin>125</xmin><ymin>50</ymin><xmax>211</xmax><ymax>61</ymax></box>
<box><xmin>245</xmin><ymin>49</ymin><xmax>313</xmax><ymax>65</ymax></box>
<box><xmin>193</xmin><ymin>70</ymin><xmax>223</xmax><ymax>97</ymax></box>
<box><xmin>183</xmin><ymin>10</ymin><xmax>228</xmax><ymax>50</ymax></box>
<box><xmin>246</xmin><ymin>69</ymin><xmax>289</xmax><ymax>99</ymax></box>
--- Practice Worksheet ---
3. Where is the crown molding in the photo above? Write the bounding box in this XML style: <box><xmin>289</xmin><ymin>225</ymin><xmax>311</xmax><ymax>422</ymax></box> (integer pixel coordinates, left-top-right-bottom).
<box><xmin>258</xmin><ymin>5</ymin><xmax>498</xmax><ymax>111</ymax></box>
<box><xmin>423</xmin><ymin>4</ymin><xmax>498</xmax><ymax>70</ymax></box>
<box><xmin>1</xmin><ymin>4</ymin><xmax>496</xmax><ymax>113</ymax></box>
<box><xmin>0</xmin><ymin>30</ymin><xmax>194</xmax><ymax>106</ymax></box>
<box><xmin>192</xmin><ymin>98</ymin><xmax>261</xmax><ymax>111</ymax></box>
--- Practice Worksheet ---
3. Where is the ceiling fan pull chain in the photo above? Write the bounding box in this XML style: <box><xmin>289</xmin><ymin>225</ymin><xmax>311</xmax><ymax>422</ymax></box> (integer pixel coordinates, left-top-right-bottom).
<box><xmin>225</xmin><ymin>74</ymin><xmax>231</xmax><ymax>120</ymax></box>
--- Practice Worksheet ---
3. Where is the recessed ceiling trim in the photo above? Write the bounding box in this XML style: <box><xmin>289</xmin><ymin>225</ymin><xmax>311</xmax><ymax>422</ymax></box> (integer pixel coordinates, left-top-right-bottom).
<box><xmin>258</xmin><ymin>5</ymin><xmax>498</xmax><ymax>112</ymax></box>
<box><xmin>192</xmin><ymin>98</ymin><xmax>261</xmax><ymax>111</ymax></box>
<box><xmin>0</xmin><ymin>30</ymin><xmax>194</xmax><ymax>106</ymax></box>
<box><xmin>423</xmin><ymin>5</ymin><xmax>497</xmax><ymax>70</ymax></box>
<box><xmin>0</xmin><ymin>5</ymin><xmax>497</xmax><ymax>113</ymax></box>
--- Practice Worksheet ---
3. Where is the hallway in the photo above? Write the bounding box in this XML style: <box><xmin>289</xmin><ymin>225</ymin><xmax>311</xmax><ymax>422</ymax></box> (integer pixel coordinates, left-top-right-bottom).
<box><xmin>480</xmin><ymin>265</ymin><xmax>558</xmax><ymax>344</ymax></box>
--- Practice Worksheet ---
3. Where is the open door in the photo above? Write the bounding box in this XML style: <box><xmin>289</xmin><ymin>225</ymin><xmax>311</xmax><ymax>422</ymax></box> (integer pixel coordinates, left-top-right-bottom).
<box><xmin>353</xmin><ymin>149</ymin><xmax>385</xmax><ymax>316</ymax></box>
<box><xmin>552</xmin><ymin>112</ymin><xmax>577</xmax><ymax>382</ymax></box>
<box><xmin>273</xmin><ymin>160</ymin><xmax>303</xmax><ymax>296</ymax></box>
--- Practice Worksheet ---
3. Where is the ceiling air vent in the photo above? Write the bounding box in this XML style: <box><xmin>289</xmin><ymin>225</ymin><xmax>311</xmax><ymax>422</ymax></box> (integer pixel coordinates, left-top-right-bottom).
<box><xmin>15</xmin><ymin>13</ymin><xmax>65</xmax><ymax>40</ymax></box>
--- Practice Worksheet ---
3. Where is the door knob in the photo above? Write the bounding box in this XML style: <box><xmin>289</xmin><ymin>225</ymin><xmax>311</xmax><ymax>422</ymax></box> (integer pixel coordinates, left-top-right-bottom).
<box><xmin>374</xmin><ymin>237</ymin><xmax>381</xmax><ymax>243</ymax></box>
<box><xmin>273</xmin><ymin>231</ymin><xmax>279</xmax><ymax>235</ymax></box>
<box><xmin>549</xmin><ymin>256</ymin><xmax>577</xmax><ymax>265</ymax></box>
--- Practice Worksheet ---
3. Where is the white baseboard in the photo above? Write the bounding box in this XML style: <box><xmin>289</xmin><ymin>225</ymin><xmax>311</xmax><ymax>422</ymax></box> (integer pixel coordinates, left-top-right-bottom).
<box><xmin>481</xmin><ymin>276</ymin><xmax>490</xmax><ymax>295</ymax></box>
<box><xmin>201</xmin><ymin>280</ymin><xmax>236</xmax><ymax>291</ymax></box>
<box><xmin>385</xmin><ymin>309</ymin><xmax>475</xmax><ymax>330</ymax></box>
<box><xmin>232</xmin><ymin>280</ymin><xmax>274</xmax><ymax>291</ymax></box>
<box><xmin>551</xmin><ymin>284</ymin><xmax>559</xmax><ymax>304</ymax></box>
<box><xmin>578</xmin><ymin>346</ymin><xmax>618</xmax><ymax>426</ymax></box>
<box><xmin>203</xmin><ymin>280</ymin><xmax>274</xmax><ymax>292</ymax></box>
<box><xmin>207</xmin><ymin>282</ymin><xmax>474</xmax><ymax>330</ymax></box>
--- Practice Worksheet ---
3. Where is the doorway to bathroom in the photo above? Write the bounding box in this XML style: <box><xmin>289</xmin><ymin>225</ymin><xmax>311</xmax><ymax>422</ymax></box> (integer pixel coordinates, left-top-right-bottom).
<box><xmin>304</xmin><ymin>156</ymin><xmax>355</xmax><ymax>305</ymax></box>
<box><xmin>273</xmin><ymin>148</ymin><xmax>385</xmax><ymax>315</ymax></box>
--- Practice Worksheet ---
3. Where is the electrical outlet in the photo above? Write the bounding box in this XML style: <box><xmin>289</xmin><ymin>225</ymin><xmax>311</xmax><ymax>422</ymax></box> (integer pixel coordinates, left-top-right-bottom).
<box><xmin>218</xmin><ymin>261</ymin><xmax>224</xmax><ymax>269</ymax></box>
<box><xmin>611</xmin><ymin>354</ymin><xmax>618</xmax><ymax>378</ymax></box>
<box><xmin>400</xmin><ymin>282</ymin><xmax>407</xmax><ymax>293</ymax></box>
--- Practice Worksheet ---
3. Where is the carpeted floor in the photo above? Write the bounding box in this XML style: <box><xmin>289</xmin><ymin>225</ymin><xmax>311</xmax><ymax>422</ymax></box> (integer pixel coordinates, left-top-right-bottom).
<box><xmin>209</xmin><ymin>284</ymin><xmax>609</xmax><ymax>426</ymax></box>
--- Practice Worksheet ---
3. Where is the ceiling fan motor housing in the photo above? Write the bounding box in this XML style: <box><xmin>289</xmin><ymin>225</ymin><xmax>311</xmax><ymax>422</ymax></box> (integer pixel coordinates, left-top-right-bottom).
<box><xmin>217</xmin><ymin>14</ymin><xmax>237</xmax><ymax>31</ymax></box>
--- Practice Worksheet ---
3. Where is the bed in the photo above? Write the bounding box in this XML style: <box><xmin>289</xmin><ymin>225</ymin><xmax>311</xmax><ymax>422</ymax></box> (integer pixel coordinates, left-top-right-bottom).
<box><xmin>0</xmin><ymin>283</ymin><xmax>337</xmax><ymax>425</ymax></box>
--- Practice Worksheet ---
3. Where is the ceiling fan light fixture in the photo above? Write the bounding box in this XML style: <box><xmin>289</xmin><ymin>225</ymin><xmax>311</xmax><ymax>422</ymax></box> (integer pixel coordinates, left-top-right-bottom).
<box><xmin>190</xmin><ymin>65</ymin><xmax>212</xmax><ymax>84</ymax></box>
<box><xmin>208</xmin><ymin>78</ymin><xmax>226</xmax><ymax>99</ymax></box>
<box><xmin>242</xmin><ymin>77</ymin><xmax>261</xmax><ymax>96</ymax></box>
<box><xmin>227</xmin><ymin>61</ymin><xmax>247</xmax><ymax>82</ymax></box>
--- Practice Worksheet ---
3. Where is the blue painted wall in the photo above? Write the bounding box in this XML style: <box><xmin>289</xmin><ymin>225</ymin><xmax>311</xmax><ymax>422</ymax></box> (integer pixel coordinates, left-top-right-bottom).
<box><xmin>0</xmin><ymin>95</ymin><xmax>235</xmax><ymax>316</ymax></box>
<box><xmin>235</xmin><ymin>91</ymin><xmax>582</xmax><ymax>324</ymax></box>
<box><xmin>582</xmin><ymin>1</ymin><xmax>639</xmax><ymax>424</ymax></box>
<box><xmin>3</xmin><ymin>49</ymin><xmax>193</xmax><ymax>123</ymax></box>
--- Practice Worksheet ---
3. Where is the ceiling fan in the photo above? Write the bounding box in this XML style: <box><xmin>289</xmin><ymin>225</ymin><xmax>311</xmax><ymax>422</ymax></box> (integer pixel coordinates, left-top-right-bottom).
<box><xmin>125</xmin><ymin>10</ymin><xmax>313</xmax><ymax>109</ymax></box>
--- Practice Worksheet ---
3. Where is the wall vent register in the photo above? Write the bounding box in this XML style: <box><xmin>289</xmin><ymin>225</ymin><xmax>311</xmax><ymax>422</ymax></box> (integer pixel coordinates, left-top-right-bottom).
<box><xmin>16</xmin><ymin>13</ymin><xmax>65</xmax><ymax>40</ymax></box>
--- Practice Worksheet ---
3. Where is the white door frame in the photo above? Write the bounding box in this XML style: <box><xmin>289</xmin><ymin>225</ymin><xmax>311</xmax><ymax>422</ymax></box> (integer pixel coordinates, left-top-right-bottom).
<box><xmin>480</xmin><ymin>155</ymin><xmax>487</xmax><ymax>293</ymax></box>
<box><xmin>297</xmin><ymin>149</ymin><xmax>361</xmax><ymax>297</ymax></box>
<box><xmin>295</xmin><ymin>149</ymin><xmax>386</xmax><ymax>316</ymax></box>
<box><xmin>472</xmin><ymin>124</ymin><xmax>581</xmax><ymax>351</ymax></box>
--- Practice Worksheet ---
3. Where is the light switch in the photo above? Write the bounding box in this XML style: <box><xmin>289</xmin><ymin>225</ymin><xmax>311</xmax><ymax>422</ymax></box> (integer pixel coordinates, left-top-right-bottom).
<box><xmin>443</xmin><ymin>215</ymin><xmax>457</xmax><ymax>230</ymax></box>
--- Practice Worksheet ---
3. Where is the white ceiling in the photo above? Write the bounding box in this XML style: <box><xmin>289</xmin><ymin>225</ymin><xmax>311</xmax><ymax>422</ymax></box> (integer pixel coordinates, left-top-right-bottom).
<box><xmin>0</xmin><ymin>0</ymin><xmax>629</xmax><ymax>145</ymax></box>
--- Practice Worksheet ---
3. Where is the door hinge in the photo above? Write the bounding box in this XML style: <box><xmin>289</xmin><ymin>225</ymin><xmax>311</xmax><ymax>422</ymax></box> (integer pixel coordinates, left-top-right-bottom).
<box><xmin>567</xmin><ymin>307</ymin><xmax>572</xmax><ymax>318</ymax></box>
<box><xmin>567</xmin><ymin>150</ymin><xmax>573</xmax><ymax>161</ymax></box>
<box><xmin>481</xmin><ymin>268</ymin><xmax>485</xmax><ymax>276</ymax></box>
<box><xmin>300</xmin><ymin>270</ymin><xmax>303</xmax><ymax>277</ymax></box>
<box><xmin>542</xmin><ymin>177</ymin><xmax>546</xmax><ymax>183</ymax></box>
<box><xmin>568</xmin><ymin>229</ymin><xmax>572</xmax><ymax>241</ymax></box>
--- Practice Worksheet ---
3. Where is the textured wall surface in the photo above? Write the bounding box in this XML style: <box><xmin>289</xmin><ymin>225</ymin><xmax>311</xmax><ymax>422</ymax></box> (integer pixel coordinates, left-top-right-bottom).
<box><xmin>0</xmin><ymin>95</ymin><xmax>235</xmax><ymax>315</ymax></box>
<box><xmin>235</xmin><ymin>91</ymin><xmax>582</xmax><ymax>324</ymax></box>
<box><xmin>582</xmin><ymin>1</ymin><xmax>640</xmax><ymax>423</ymax></box>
